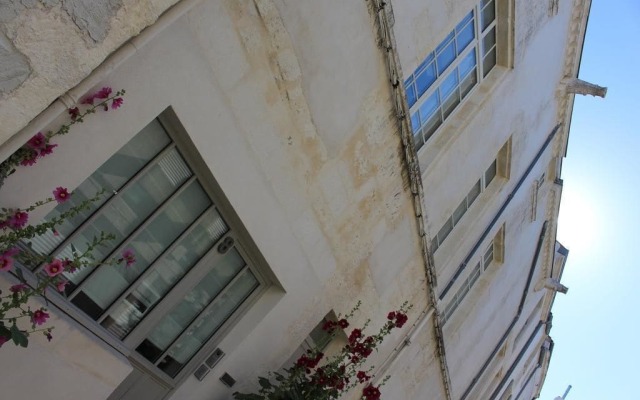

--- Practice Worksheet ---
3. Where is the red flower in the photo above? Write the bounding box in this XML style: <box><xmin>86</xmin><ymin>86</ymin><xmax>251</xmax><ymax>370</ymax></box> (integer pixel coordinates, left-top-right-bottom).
<box><xmin>121</xmin><ymin>248</ymin><xmax>136</xmax><ymax>267</ymax></box>
<box><xmin>112</xmin><ymin>97</ymin><xmax>124</xmax><ymax>109</ymax></box>
<box><xmin>31</xmin><ymin>309</ymin><xmax>50</xmax><ymax>326</ymax></box>
<box><xmin>39</xmin><ymin>143</ymin><xmax>58</xmax><ymax>157</ymax></box>
<box><xmin>394</xmin><ymin>312</ymin><xmax>408</xmax><ymax>328</ymax></box>
<box><xmin>44</xmin><ymin>259</ymin><xmax>65</xmax><ymax>277</ymax></box>
<box><xmin>68</xmin><ymin>107</ymin><xmax>80</xmax><ymax>120</ymax></box>
<box><xmin>387</xmin><ymin>311</ymin><xmax>396</xmax><ymax>320</ymax></box>
<box><xmin>362</xmin><ymin>385</ymin><xmax>381</xmax><ymax>400</ymax></box>
<box><xmin>0</xmin><ymin>254</ymin><xmax>14</xmax><ymax>272</ymax></box>
<box><xmin>357</xmin><ymin>370</ymin><xmax>371</xmax><ymax>383</ymax></box>
<box><xmin>348</xmin><ymin>328</ymin><xmax>362</xmax><ymax>344</ymax></box>
<box><xmin>0</xmin><ymin>334</ymin><xmax>9</xmax><ymax>347</ymax></box>
<box><xmin>53</xmin><ymin>187</ymin><xmax>71</xmax><ymax>203</ymax></box>
<box><xmin>80</xmin><ymin>94</ymin><xmax>95</xmax><ymax>105</ymax></box>
<box><xmin>27</xmin><ymin>132</ymin><xmax>47</xmax><ymax>150</ymax></box>
<box><xmin>338</xmin><ymin>318</ymin><xmax>349</xmax><ymax>329</ymax></box>
<box><xmin>95</xmin><ymin>87</ymin><xmax>112</xmax><ymax>99</ymax></box>
<box><xmin>9</xmin><ymin>211</ymin><xmax>28</xmax><ymax>229</ymax></box>
<box><xmin>56</xmin><ymin>280</ymin><xmax>68</xmax><ymax>293</ymax></box>
<box><xmin>19</xmin><ymin>150</ymin><xmax>38</xmax><ymax>166</ymax></box>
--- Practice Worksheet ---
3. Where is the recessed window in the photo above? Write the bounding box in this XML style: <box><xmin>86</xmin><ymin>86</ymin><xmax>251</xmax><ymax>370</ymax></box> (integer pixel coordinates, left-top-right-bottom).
<box><xmin>19</xmin><ymin>113</ymin><xmax>265</xmax><ymax>380</ymax></box>
<box><xmin>404</xmin><ymin>1</ymin><xmax>498</xmax><ymax>149</ymax></box>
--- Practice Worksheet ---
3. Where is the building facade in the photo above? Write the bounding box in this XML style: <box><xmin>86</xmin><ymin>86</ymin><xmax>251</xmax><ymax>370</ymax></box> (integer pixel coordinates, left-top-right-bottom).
<box><xmin>0</xmin><ymin>0</ymin><xmax>592</xmax><ymax>399</ymax></box>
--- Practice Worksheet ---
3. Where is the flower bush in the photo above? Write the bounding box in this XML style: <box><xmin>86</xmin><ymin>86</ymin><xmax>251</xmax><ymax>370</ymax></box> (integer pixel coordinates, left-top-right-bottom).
<box><xmin>233</xmin><ymin>302</ymin><xmax>412</xmax><ymax>400</ymax></box>
<box><xmin>0</xmin><ymin>88</ymin><xmax>131</xmax><ymax>348</ymax></box>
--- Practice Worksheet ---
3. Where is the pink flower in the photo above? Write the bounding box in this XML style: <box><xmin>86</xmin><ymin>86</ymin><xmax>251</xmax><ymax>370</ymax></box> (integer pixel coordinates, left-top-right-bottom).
<box><xmin>0</xmin><ymin>254</ymin><xmax>14</xmax><ymax>272</ymax></box>
<box><xmin>0</xmin><ymin>335</ymin><xmax>9</xmax><ymax>348</ymax></box>
<box><xmin>95</xmin><ymin>87</ymin><xmax>112</xmax><ymax>99</ymax></box>
<box><xmin>9</xmin><ymin>283</ymin><xmax>28</xmax><ymax>293</ymax></box>
<box><xmin>53</xmin><ymin>187</ymin><xmax>71</xmax><ymax>203</ymax></box>
<box><xmin>68</xmin><ymin>107</ymin><xmax>80</xmax><ymax>120</ymax></box>
<box><xmin>111</xmin><ymin>97</ymin><xmax>123</xmax><ymax>110</ymax></box>
<box><xmin>8</xmin><ymin>211</ymin><xmax>28</xmax><ymax>229</ymax></box>
<box><xmin>80</xmin><ymin>94</ymin><xmax>95</xmax><ymax>105</ymax></box>
<box><xmin>121</xmin><ymin>249</ymin><xmax>136</xmax><ymax>267</ymax></box>
<box><xmin>39</xmin><ymin>143</ymin><xmax>58</xmax><ymax>157</ymax></box>
<box><xmin>27</xmin><ymin>132</ymin><xmax>47</xmax><ymax>150</ymax></box>
<box><xmin>31</xmin><ymin>309</ymin><xmax>50</xmax><ymax>326</ymax></box>
<box><xmin>56</xmin><ymin>280</ymin><xmax>67</xmax><ymax>293</ymax></box>
<box><xmin>44</xmin><ymin>259</ymin><xmax>64</xmax><ymax>277</ymax></box>
<box><xmin>19</xmin><ymin>150</ymin><xmax>38</xmax><ymax>166</ymax></box>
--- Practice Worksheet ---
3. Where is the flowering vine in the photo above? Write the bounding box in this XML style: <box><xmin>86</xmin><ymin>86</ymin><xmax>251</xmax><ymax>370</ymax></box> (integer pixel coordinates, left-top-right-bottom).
<box><xmin>233</xmin><ymin>301</ymin><xmax>412</xmax><ymax>400</ymax></box>
<box><xmin>0</xmin><ymin>88</ymin><xmax>133</xmax><ymax>348</ymax></box>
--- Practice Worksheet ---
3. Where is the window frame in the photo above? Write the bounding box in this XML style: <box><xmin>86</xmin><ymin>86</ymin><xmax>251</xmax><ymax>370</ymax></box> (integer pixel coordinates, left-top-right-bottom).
<box><xmin>405</xmin><ymin>0</ymin><xmax>498</xmax><ymax>149</ymax></box>
<box><xmin>18</xmin><ymin>108</ymin><xmax>271</xmax><ymax>387</ymax></box>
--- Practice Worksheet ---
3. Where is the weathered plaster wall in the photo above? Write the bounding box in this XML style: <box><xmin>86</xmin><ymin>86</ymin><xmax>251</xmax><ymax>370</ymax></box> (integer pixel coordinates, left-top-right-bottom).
<box><xmin>0</xmin><ymin>0</ymin><xmax>179</xmax><ymax>141</ymax></box>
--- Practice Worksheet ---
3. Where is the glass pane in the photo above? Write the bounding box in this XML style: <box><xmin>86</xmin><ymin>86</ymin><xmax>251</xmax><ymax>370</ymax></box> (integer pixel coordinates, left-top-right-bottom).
<box><xmin>459</xmin><ymin>51</ymin><xmax>477</xmax><ymax>79</ymax></box>
<box><xmin>469</xmin><ymin>263</ymin><xmax>481</xmax><ymax>285</ymax></box>
<box><xmin>467</xmin><ymin>180</ymin><xmax>482</xmax><ymax>205</ymax></box>
<box><xmin>485</xmin><ymin>160</ymin><xmax>497</xmax><ymax>187</ymax></box>
<box><xmin>431</xmin><ymin>237</ymin><xmax>439</xmax><ymax>253</ymax></box>
<box><xmin>102</xmin><ymin>208</ymin><xmax>229</xmax><ymax>338</ymax></box>
<box><xmin>481</xmin><ymin>0</ymin><xmax>496</xmax><ymax>31</ymax></box>
<box><xmin>415</xmin><ymin>62</ymin><xmax>437</xmax><ymax>97</ymax></box>
<box><xmin>483</xmin><ymin>47</ymin><xmax>497</xmax><ymax>77</ymax></box>
<box><xmin>460</xmin><ymin>68</ymin><xmax>478</xmax><ymax>98</ymax></box>
<box><xmin>74</xmin><ymin>180</ymin><xmax>211</xmax><ymax>315</ymax></box>
<box><xmin>411</xmin><ymin>112</ymin><xmax>421</xmax><ymax>132</ymax></box>
<box><xmin>414</xmin><ymin>53</ymin><xmax>435</xmax><ymax>76</ymax></box>
<box><xmin>435</xmin><ymin>32</ymin><xmax>455</xmax><ymax>55</ymax></box>
<box><xmin>437</xmin><ymin>218</ymin><xmax>454</xmax><ymax>244</ymax></box>
<box><xmin>456</xmin><ymin>19</ymin><xmax>475</xmax><ymax>54</ymax></box>
<box><xmin>440</xmin><ymin>71</ymin><xmax>459</xmax><ymax>100</ymax></box>
<box><xmin>59</xmin><ymin>148</ymin><xmax>192</xmax><ymax>287</ymax></box>
<box><xmin>419</xmin><ymin>92</ymin><xmax>440</xmax><ymax>121</ymax></box>
<box><xmin>456</xmin><ymin>11</ymin><xmax>474</xmax><ymax>32</ymax></box>
<box><xmin>423</xmin><ymin>113</ymin><xmax>443</xmax><ymax>143</ymax></box>
<box><xmin>436</xmin><ymin>40</ymin><xmax>456</xmax><ymax>75</ymax></box>
<box><xmin>452</xmin><ymin>199</ymin><xmax>467</xmax><ymax>225</ymax></box>
<box><xmin>482</xmin><ymin>27</ymin><xmax>497</xmax><ymax>57</ymax></box>
<box><xmin>442</xmin><ymin>87</ymin><xmax>460</xmax><ymax>119</ymax></box>
<box><xmin>136</xmin><ymin>248</ymin><xmax>246</xmax><ymax>363</ymax></box>
<box><xmin>406</xmin><ymin>83</ymin><xmax>417</xmax><ymax>108</ymax></box>
<box><xmin>484</xmin><ymin>244</ymin><xmax>494</xmax><ymax>267</ymax></box>
<box><xmin>157</xmin><ymin>269</ymin><xmax>259</xmax><ymax>377</ymax></box>
<box><xmin>413</xmin><ymin>128</ymin><xmax>425</xmax><ymax>150</ymax></box>
<box><xmin>25</xmin><ymin>120</ymin><xmax>171</xmax><ymax>261</ymax></box>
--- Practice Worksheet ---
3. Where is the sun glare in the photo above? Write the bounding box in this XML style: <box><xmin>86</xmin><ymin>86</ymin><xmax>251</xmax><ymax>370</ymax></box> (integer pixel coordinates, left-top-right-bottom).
<box><xmin>557</xmin><ymin>186</ymin><xmax>600</xmax><ymax>256</ymax></box>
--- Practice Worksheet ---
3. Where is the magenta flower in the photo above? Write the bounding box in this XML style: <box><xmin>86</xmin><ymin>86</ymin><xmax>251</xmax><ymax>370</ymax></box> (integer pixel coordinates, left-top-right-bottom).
<box><xmin>95</xmin><ymin>87</ymin><xmax>112</xmax><ymax>99</ymax></box>
<box><xmin>0</xmin><ymin>335</ymin><xmax>8</xmax><ymax>348</ymax></box>
<box><xmin>27</xmin><ymin>132</ymin><xmax>47</xmax><ymax>150</ymax></box>
<box><xmin>44</xmin><ymin>259</ymin><xmax>64</xmax><ymax>277</ymax></box>
<box><xmin>39</xmin><ymin>143</ymin><xmax>58</xmax><ymax>157</ymax></box>
<box><xmin>68</xmin><ymin>107</ymin><xmax>80</xmax><ymax>120</ymax></box>
<box><xmin>31</xmin><ymin>309</ymin><xmax>50</xmax><ymax>326</ymax></box>
<box><xmin>10</xmin><ymin>283</ymin><xmax>28</xmax><ymax>293</ymax></box>
<box><xmin>121</xmin><ymin>249</ymin><xmax>136</xmax><ymax>267</ymax></box>
<box><xmin>80</xmin><ymin>94</ymin><xmax>95</xmax><ymax>105</ymax></box>
<box><xmin>111</xmin><ymin>97</ymin><xmax>124</xmax><ymax>110</ymax></box>
<box><xmin>56</xmin><ymin>280</ymin><xmax>68</xmax><ymax>293</ymax></box>
<box><xmin>0</xmin><ymin>254</ymin><xmax>14</xmax><ymax>272</ymax></box>
<box><xmin>9</xmin><ymin>211</ymin><xmax>28</xmax><ymax>229</ymax></box>
<box><xmin>19</xmin><ymin>150</ymin><xmax>38</xmax><ymax>166</ymax></box>
<box><xmin>53</xmin><ymin>187</ymin><xmax>71</xmax><ymax>203</ymax></box>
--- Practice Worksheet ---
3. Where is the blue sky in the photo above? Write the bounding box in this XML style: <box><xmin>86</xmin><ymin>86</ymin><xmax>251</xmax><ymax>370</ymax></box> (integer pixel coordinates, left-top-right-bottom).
<box><xmin>539</xmin><ymin>1</ymin><xmax>640</xmax><ymax>399</ymax></box>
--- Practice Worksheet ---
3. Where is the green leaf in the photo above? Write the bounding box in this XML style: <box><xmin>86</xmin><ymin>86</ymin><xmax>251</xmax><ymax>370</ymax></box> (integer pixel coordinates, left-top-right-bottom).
<box><xmin>232</xmin><ymin>393</ymin><xmax>264</xmax><ymax>400</ymax></box>
<box><xmin>10</xmin><ymin>325</ymin><xmax>28</xmax><ymax>347</ymax></box>
<box><xmin>259</xmin><ymin>377</ymin><xmax>273</xmax><ymax>390</ymax></box>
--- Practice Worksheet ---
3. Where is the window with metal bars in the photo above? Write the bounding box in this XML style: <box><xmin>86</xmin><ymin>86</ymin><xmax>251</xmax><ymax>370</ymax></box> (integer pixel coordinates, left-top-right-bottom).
<box><xmin>404</xmin><ymin>0</ymin><xmax>498</xmax><ymax>149</ymax></box>
<box><xmin>19</xmin><ymin>115</ymin><xmax>264</xmax><ymax>380</ymax></box>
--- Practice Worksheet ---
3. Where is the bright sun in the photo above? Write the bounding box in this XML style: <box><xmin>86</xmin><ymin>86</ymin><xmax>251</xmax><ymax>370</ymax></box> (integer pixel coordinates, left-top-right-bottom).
<box><xmin>557</xmin><ymin>186</ymin><xmax>600</xmax><ymax>256</ymax></box>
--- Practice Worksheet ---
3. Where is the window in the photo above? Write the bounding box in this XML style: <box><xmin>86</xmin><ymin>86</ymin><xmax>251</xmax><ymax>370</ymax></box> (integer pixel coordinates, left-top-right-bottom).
<box><xmin>19</xmin><ymin>113</ymin><xmax>265</xmax><ymax>381</ymax></box>
<box><xmin>431</xmin><ymin>159</ymin><xmax>497</xmax><ymax>253</ymax></box>
<box><xmin>441</xmin><ymin>226</ymin><xmax>504</xmax><ymax>324</ymax></box>
<box><xmin>405</xmin><ymin>0</ymin><xmax>498</xmax><ymax>149</ymax></box>
<box><xmin>530</xmin><ymin>172</ymin><xmax>545</xmax><ymax>221</ymax></box>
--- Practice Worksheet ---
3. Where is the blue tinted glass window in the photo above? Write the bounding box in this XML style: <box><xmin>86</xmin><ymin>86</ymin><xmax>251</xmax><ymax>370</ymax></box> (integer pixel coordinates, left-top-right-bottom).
<box><xmin>411</xmin><ymin>112</ymin><xmax>421</xmax><ymax>132</ymax></box>
<box><xmin>416</xmin><ymin>62</ymin><xmax>437</xmax><ymax>97</ymax></box>
<box><xmin>436</xmin><ymin>32</ymin><xmax>455</xmax><ymax>54</ymax></box>
<box><xmin>459</xmin><ymin>51</ymin><xmax>477</xmax><ymax>78</ymax></box>
<box><xmin>436</xmin><ymin>41</ymin><xmax>456</xmax><ymax>74</ymax></box>
<box><xmin>456</xmin><ymin>11</ymin><xmax>474</xmax><ymax>32</ymax></box>
<box><xmin>415</xmin><ymin>53</ymin><xmax>435</xmax><ymax>76</ymax></box>
<box><xmin>440</xmin><ymin>71</ymin><xmax>459</xmax><ymax>99</ymax></box>
<box><xmin>456</xmin><ymin>19</ymin><xmax>475</xmax><ymax>54</ymax></box>
<box><xmin>406</xmin><ymin>83</ymin><xmax>417</xmax><ymax>108</ymax></box>
<box><xmin>419</xmin><ymin>92</ymin><xmax>440</xmax><ymax>121</ymax></box>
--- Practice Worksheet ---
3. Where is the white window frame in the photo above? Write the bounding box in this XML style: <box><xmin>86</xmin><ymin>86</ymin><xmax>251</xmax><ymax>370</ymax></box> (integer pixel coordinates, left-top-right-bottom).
<box><xmin>18</xmin><ymin>109</ymin><xmax>270</xmax><ymax>387</ymax></box>
<box><xmin>405</xmin><ymin>0</ymin><xmax>498</xmax><ymax>150</ymax></box>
